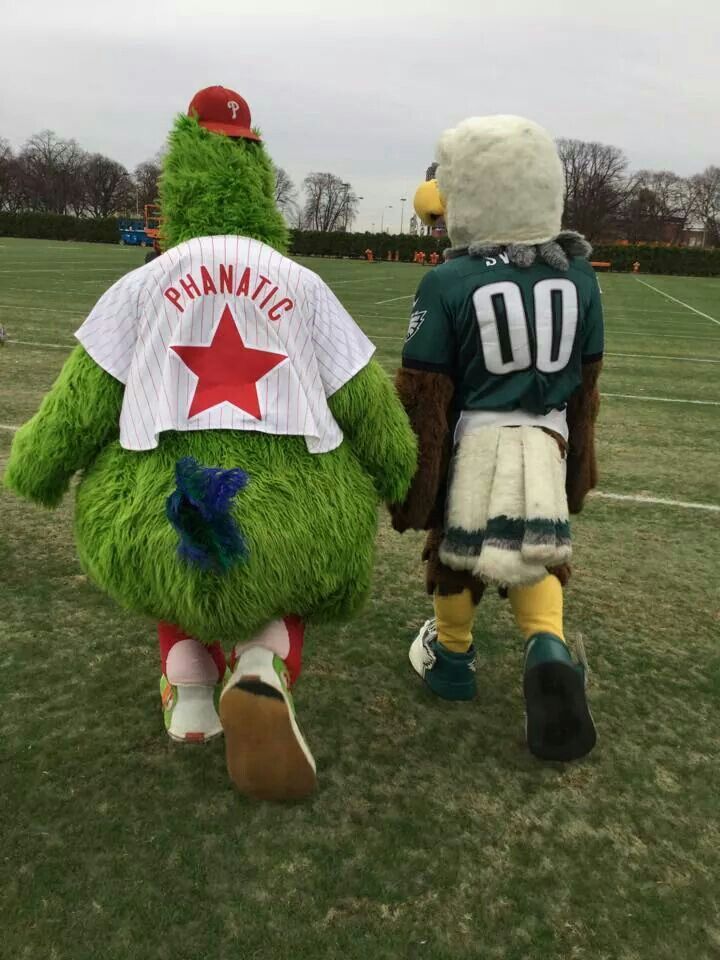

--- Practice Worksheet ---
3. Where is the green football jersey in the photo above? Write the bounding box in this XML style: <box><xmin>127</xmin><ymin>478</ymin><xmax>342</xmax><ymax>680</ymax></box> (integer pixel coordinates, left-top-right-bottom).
<box><xmin>402</xmin><ymin>253</ymin><xmax>604</xmax><ymax>415</ymax></box>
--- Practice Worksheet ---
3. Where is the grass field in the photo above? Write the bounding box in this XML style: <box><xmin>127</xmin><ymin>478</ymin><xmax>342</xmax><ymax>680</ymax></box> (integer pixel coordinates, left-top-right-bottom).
<box><xmin>1</xmin><ymin>237</ymin><xmax>719</xmax><ymax>960</ymax></box>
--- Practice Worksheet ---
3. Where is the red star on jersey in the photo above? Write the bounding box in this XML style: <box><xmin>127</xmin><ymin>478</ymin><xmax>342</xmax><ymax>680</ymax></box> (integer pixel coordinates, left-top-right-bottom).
<box><xmin>171</xmin><ymin>304</ymin><xmax>287</xmax><ymax>420</ymax></box>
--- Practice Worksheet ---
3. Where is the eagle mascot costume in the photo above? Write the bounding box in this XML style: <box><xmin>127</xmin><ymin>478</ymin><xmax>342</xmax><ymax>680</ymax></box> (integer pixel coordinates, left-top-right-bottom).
<box><xmin>5</xmin><ymin>86</ymin><xmax>417</xmax><ymax>801</ymax></box>
<box><xmin>394</xmin><ymin>115</ymin><xmax>603</xmax><ymax>762</ymax></box>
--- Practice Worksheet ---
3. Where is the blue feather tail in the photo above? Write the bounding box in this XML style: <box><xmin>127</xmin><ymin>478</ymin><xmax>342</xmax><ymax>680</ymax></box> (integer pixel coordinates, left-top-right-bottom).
<box><xmin>166</xmin><ymin>457</ymin><xmax>250</xmax><ymax>573</ymax></box>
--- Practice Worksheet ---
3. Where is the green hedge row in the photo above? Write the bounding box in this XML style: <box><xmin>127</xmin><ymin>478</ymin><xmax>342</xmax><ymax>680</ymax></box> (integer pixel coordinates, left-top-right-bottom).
<box><xmin>2</xmin><ymin>214</ymin><xmax>720</xmax><ymax>275</ymax></box>
<box><xmin>0</xmin><ymin>212</ymin><xmax>119</xmax><ymax>243</ymax></box>
<box><xmin>591</xmin><ymin>243</ymin><xmax>720</xmax><ymax>276</ymax></box>
<box><xmin>291</xmin><ymin>233</ymin><xmax>720</xmax><ymax>275</ymax></box>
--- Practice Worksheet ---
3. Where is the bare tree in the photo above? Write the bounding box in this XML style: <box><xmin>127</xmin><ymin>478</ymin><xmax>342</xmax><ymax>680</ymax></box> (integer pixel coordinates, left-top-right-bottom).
<box><xmin>557</xmin><ymin>138</ymin><xmax>635</xmax><ymax>241</ymax></box>
<box><xmin>274</xmin><ymin>166</ymin><xmax>298</xmax><ymax>221</ymax></box>
<box><xmin>691</xmin><ymin>166</ymin><xmax>720</xmax><ymax>246</ymax></box>
<box><xmin>300</xmin><ymin>173</ymin><xmax>359</xmax><ymax>232</ymax></box>
<box><xmin>134</xmin><ymin>159</ymin><xmax>162</xmax><ymax>214</ymax></box>
<box><xmin>622</xmin><ymin>171</ymin><xmax>698</xmax><ymax>243</ymax></box>
<box><xmin>0</xmin><ymin>138</ymin><xmax>19</xmax><ymax>212</ymax></box>
<box><xmin>19</xmin><ymin>130</ymin><xmax>87</xmax><ymax>215</ymax></box>
<box><xmin>82</xmin><ymin>153</ymin><xmax>133</xmax><ymax>218</ymax></box>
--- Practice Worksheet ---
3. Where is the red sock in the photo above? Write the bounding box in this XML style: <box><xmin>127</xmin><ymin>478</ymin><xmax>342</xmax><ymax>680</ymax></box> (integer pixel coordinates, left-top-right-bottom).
<box><xmin>283</xmin><ymin>616</ymin><xmax>305</xmax><ymax>687</ymax></box>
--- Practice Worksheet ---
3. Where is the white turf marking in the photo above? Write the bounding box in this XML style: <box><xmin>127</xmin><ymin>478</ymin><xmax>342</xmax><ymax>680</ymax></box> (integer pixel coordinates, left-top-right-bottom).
<box><xmin>607</xmin><ymin>351</ymin><xmax>720</xmax><ymax>364</ymax></box>
<box><xmin>635</xmin><ymin>278</ymin><xmax>720</xmax><ymax>327</ymax></box>
<box><xmin>7</xmin><ymin>339</ymin><xmax>73</xmax><ymax>350</ymax></box>
<box><xmin>375</xmin><ymin>294</ymin><xmax>414</xmax><ymax>305</ymax></box>
<box><xmin>0</xmin><ymin>417</ymin><xmax>714</xmax><ymax>519</ymax></box>
<box><xmin>611</xmin><ymin>330</ymin><xmax>720</xmax><ymax>343</ymax></box>
<box><xmin>605</xmin><ymin>306</ymin><xmax>694</xmax><ymax>314</ymax></box>
<box><xmin>0</xmin><ymin>301</ymin><xmax>80</xmax><ymax>314</ymax></box>
<box><xmin>602</xmin><ymin>392</ymin><xmax>720</xmax><ymax>406</ymax></box>
<box><xmin>0</xmin><ymin>268</ymin><xmax>122</xmax><ymax>274</ymax></box>
<box><xmin>331</xmin><ymin>274</ymin><xmax>394</xmax><ymax>285</ymax></box>
<box><xmin>370</xmin><ymin>337</ymin><xmax>719</xmax><ymax>365</ymax></box>
<box><xmin>592</xmin><ymin>491</ymin><xmax>720</xmax><ymax>513</ymax></box>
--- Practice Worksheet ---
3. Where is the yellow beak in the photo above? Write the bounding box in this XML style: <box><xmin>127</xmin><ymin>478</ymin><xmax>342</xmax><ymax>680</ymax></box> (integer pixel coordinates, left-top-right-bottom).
<box><xmin>413</xmin><ymin>179</ymin><xmax>446</xmax><ymax>227</ymax></box>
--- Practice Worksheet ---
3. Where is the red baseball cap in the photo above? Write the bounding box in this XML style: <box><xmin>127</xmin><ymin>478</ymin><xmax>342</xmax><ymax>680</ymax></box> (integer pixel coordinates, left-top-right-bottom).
<box><xmin>187</xmin><ymin>86</ymin><xmax>261</xmax><ymax>141</ymax></box>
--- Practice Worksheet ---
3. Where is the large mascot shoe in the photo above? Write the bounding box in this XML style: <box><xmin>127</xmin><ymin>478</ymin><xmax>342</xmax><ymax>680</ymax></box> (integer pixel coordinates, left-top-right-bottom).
<box><xmin>409</xmin><ymin>619</ymin><xmax>477</xmax><ymax>701</ymax></box>
<box><xmin>160</xmin><ymin>635</ymin><xmax>226</xmax><ymax>742</ymax></box>
<box><xmin>160</xmin><ymin>674</ymin><xmax>225</xmax><ymax>742</ymax></box>
<box><xmin>523</xmin><ymin>633</ymin><xmax>596</xmax><ymax>762</ymax></box>
<box><xmin>220</xmin><ymin>646</ymin><xmax>317</xmax><ymax>801</ymax></box>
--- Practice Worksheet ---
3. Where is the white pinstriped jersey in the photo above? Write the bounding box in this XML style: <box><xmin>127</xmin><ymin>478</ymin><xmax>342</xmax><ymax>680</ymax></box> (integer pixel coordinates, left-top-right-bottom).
<box><xmin>76</xmin><ymin>236</ymin><xmax>375</xmax><ymax>453</ymax></box>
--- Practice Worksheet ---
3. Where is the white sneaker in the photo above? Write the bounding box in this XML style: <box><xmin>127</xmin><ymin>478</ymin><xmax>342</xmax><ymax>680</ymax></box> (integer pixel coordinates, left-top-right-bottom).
<box><xmin>219</xmin><ymin>646</ymin><xmax>317</xmax><ymax>801</ymax></box>
<box><xmin>408</xmin><ymin>618</ymin><xmax>439</xmax><ymax>680</ymax></box>
<box><xmin>160</xmin><ymin>637</ymin><xmax>224</xmax><ymax>742</ymax></box>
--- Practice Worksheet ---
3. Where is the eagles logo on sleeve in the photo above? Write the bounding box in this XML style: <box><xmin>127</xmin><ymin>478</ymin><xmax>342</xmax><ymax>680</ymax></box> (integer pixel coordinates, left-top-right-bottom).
<box><xmin>406</xmin><ymin>301</ymin><xmax>427</xmax><ymax>342</ymax></box>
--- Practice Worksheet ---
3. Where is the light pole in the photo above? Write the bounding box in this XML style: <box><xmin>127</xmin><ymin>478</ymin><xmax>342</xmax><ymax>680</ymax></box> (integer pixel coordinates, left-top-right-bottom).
<box><xmin>380</xmin><ymin>205</ymin><xmax>393</xmax><ymax>233</ymax></box>
<box><xmin>340</xmin><ymin>184</ymin><xmax>362</xmax><ymax>230</ymax></box>
<box><xmin>399</xmin><ymin>197</ymin><xmax>407</xmax><ymax>234</ymax></box>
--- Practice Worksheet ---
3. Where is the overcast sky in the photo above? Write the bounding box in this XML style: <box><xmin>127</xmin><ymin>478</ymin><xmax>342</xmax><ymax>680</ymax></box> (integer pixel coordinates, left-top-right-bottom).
<box><xmin>2</xmin><ymin>0</ymin><xmax>718</xmax><ymax>230</ymax></box>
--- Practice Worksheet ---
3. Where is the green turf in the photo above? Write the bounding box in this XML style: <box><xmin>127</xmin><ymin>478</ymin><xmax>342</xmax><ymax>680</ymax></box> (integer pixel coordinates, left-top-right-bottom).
<box><xmin>1</xmin><ymin>238</ymin><xmax>720</xmax><ymax>960</ymax></box>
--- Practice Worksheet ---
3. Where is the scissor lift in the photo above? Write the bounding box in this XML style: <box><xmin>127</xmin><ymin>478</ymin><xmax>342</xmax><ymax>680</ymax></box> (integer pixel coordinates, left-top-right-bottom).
<box><xmin>143</xmin><ymin>203</ymin><xmax>163</xmax><ymax>262</ymax></box>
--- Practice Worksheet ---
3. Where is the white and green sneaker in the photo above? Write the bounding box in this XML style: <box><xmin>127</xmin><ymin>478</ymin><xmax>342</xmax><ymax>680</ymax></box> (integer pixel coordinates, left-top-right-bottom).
<box><xmin>219</xmin><ymin>646</ymin><xmax>317</xmax><ymax>801</ymax></box>
<box><xmin>409</xmin><ymin>619</ymin><xmax>478</xmax><ymax>701</ymax></box>
<box><xmin>160</xmin><ymin>672</ymin><xmax>226</xmax><ymax>742</ymax></box>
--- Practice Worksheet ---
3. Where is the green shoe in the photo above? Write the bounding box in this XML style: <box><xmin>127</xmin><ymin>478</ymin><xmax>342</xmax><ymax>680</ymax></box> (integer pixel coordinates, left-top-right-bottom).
<box><xmin>409</xmin><ymin>619</ymin><xmax>477</xmax><ymax>701</ymax></box>
<box><xmin>523</xmin><ymin>633</ymin><xmax>596</xmax><ymax>762</ymax></box>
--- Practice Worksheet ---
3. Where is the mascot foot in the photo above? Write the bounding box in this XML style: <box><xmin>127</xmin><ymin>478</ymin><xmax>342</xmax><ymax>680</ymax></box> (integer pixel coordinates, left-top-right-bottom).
<box><xmin>161</xmin><ymin>675</ymin><xmax>225</xmax><ymax>742</ymax></box>
<box><xmin>220</xmin><ymin>646</ymin><xmax>317</xmax><ymax>801</ymax></box>
<box><xmin>409</xmin><ymin>619</ymin><xmax>477</xmax><ymax>701</ymax></box>
<box><xmin>159</xmin><ymin>628</ymin><xmax>226</xmax><ymax>742</ymax></box>
<box><xmin>523</xmin><ymin>633</ymin><xmax>596</xmax><ymax>762</ymax></box>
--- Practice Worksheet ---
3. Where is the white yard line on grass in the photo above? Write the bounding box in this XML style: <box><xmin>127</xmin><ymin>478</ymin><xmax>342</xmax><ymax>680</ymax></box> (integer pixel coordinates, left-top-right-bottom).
<box><xmin>602</xmin><ymin>392</ymin><xmax>720</xmax><ymax>406</ymax></box>
<box><xmin>375</xmin><ymin>294</ymin><xmax>414</xmax><ymax>305</ymax></box>
<box><xmin>607</xmin><ymin>352</ymin><xmax>720</xmax><ymax>364</ymax></box>
<box><xmin>604</xmin><ymin>306</ymin><xmax>696</xmax><ymax>314</ymax></box>
<box><xmin>7</xmin><ymin>339</ymin><xmax>74</xmax><ymax>350</ymax></box>
<box><xmin>635</xmin><ymin>278</ymin><xmax>720</xmax><ymax>327</ymax></box>
<box><xmin>610</xmin><ymin>330</ymin><xmax>720</xmax><ymax>343</ymax></box>
<box><xmin>592</xmin><ymin>491</ymin><xmax>720</xmax><ymax>513</ymax></box>
<box><xmin>0</xmin><ymin>267</ymin><xmax>123</xmax><ymax>274</ymax></box>
<box><xmin>330</xmin><ymin>275</ymin><xmax>394</xmax><ymax>285</ymax></box>
<box><xmin>371</xmin><ymin>338</ymin><xmax>720</xmax><ymax>366</ymax></box>
<box><xmin>0</xmin><ymin>415</ymin><xmax>715</xmax><ymax>518</ymax></box>
<box><xmin>0</xmin><ymin>301</ymin><xmax>80</xmax><ymax>314</ymax></box>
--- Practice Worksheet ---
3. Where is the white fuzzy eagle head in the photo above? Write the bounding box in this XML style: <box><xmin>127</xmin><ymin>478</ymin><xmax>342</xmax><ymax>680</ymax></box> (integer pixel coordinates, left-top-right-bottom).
<box><xmin>433</xmin><ymin>115</ymin><xmax>564</xmax><ymax>248</ymax></box>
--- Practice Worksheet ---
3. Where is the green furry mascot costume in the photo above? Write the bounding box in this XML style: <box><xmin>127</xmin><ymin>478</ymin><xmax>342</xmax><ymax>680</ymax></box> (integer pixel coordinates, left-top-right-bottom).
<box><xmin>5</xmin><ymin>85</ymin><xmax>417</xmax><ymax>800</ymax></box>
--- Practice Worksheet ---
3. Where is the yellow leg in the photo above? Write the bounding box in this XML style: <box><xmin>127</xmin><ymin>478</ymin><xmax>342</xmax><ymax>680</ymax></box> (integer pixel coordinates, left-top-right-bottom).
<box><xmin>433</xmin><ymin>589</ymin><xmax>476</xmax><ymax>653</ymax></box>
<box><xmin>508</xmin><ymin>574</ymin><xmax>565</xmax><ymax>643</ymax></box>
